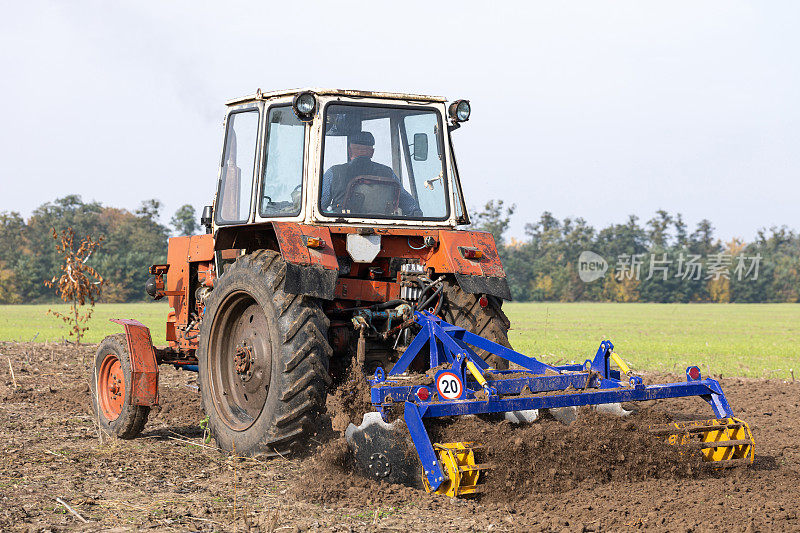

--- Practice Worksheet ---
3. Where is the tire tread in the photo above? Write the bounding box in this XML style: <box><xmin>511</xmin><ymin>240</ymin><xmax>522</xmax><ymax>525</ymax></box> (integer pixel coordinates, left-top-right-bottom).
<box><xmin>199</xmin><ymin>249</ymin><xmax>331</xmax><ymax>457</ymax></box>
<box><xmin>91</xmin><ymin>333</ymin><xmax>150</xmax><ymax>440</ymax></box>
<box><xmin>441</xmin><ymin>282</ymin><xmax>512</xmax><ymax>369</ymax></box>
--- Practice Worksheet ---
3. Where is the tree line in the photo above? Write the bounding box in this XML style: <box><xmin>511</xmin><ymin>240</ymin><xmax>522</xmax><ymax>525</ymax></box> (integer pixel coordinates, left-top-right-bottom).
<box><xmin>471</xmin><ymin>200</ymin><xmax>800</xmax><ymax>303</ymax></box>
<box><xmin>0</xmin><ymin>196</ymin><xmax>198</xmax><ymax>304</ymax></box>
<box><xmin>0</xmin><ymin>196</ymin><xmax>796</xmax><ymax>303</ymax></box>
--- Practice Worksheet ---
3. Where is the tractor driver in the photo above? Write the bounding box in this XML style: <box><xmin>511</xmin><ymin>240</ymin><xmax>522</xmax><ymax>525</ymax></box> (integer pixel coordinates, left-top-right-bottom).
<box><xmin>321</xmin><ymin>131</ymin><xmax>422</xmax><ymax>216</ymax></box>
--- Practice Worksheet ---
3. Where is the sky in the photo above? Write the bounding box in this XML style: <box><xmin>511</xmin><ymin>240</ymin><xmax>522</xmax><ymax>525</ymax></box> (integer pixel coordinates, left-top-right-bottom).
<box><xmin>1</xmin><ymin>1</ymin><xmax>798</xmax><ymax>242</ymax></box>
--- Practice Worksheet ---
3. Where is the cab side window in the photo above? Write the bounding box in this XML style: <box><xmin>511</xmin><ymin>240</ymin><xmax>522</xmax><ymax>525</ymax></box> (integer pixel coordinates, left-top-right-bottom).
<box><xmin>217</xmin><ymin>110</ymin><xmax>259</xmax><ymax>224</ymax></box>
<box><xmin>260</xmin><ymin>106</ymin><xmax>306</xmax><ymax>217</ymax></box>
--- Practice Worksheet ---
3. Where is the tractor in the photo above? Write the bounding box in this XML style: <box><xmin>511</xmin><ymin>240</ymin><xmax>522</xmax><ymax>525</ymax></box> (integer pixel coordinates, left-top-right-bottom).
<box><xmin>91</xmin><ymin>88</ymin><xmax>754</xmax><ymax>498</ymax></box>
<box><xmin>92</xmin><ymin>88</ymin><xmax>512</xmax><ymax>453</ymax></box>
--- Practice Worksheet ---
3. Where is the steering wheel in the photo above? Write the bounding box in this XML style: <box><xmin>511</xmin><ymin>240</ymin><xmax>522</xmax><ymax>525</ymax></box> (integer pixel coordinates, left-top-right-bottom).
<box><xmin>290</xmin><ymin>184</ymin><xmax>302</xmax><ymax>205</ymax></box>
<box><xmin>262</xmin><ymin>185</ymin><xmax>303</xmax><ymax>206</ymax></box>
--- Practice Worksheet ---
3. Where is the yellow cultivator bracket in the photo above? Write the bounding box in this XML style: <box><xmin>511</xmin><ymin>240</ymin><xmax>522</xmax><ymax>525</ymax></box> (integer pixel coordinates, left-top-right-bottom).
<box><xmin>422</xmin><ymin>442</ymin><xmax>489</xmax><ymax>497</ymax></box>
<box><xmin>652</xmin><ymin>417</ymin><xmax>755</xmax><ymax>466</ymax></box>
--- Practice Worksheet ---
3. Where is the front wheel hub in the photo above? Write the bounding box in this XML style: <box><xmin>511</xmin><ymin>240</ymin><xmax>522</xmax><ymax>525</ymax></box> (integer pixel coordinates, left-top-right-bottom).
<box><xmin>234</xmin><ymin>345</ymin><xmax>254</xmax><ymax>381</ymax></box>
<box><xmin>208</xmin><ymin>296</ymin><xmax>273</xmax><ymax>431</ymax></box>
<box><xmin>98</xmin><ymin>354</ymin><xmax>125</xmax><ymax>421</ymax></box>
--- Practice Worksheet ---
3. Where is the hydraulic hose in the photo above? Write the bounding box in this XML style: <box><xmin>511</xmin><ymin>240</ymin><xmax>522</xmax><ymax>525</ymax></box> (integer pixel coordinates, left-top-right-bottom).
<box><xmin>415</xmin><ymin>283</ymin><xmax>443</xmax><ymax>312</ymax></box>
<box><xmin>371</xmin><ymin>299</ymin><xmax>406</xmax><ymax>311</ymax></box>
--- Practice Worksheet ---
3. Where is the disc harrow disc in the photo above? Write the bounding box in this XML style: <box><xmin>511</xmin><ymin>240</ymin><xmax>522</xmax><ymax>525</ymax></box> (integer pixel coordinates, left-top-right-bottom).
<box><xmin>345</xmin><ymin>412</ymin><xmax>421</xmax><ymax>486</ymax></box>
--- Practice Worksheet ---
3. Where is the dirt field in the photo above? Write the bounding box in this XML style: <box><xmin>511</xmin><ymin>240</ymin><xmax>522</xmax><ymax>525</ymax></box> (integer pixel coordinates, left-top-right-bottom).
<box><xmin>1</xmin><ymin>341</ymin><xmax>798</xmax><ymax>532</ymax></box>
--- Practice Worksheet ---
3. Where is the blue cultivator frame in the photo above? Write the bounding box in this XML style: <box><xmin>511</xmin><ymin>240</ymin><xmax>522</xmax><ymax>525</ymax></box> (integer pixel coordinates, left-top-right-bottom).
<box><xmin>367</xmin><ymin>311</ymin><xmax>740</xmax><ymax>492</ymax></box>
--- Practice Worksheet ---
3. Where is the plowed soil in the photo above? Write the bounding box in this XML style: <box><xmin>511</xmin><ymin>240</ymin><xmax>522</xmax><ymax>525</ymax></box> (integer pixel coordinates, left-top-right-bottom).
<box><xmin>1</xmin><ymin>341</ymin><xmax>798</xmax><ymax>532</ymax></box>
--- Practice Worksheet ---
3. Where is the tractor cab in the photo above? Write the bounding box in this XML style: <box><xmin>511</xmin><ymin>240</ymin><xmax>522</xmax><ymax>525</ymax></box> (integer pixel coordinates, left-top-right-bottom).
<box><xmin>211</xmin><ymin>89</ymin><xmax>471</xmax><ymax>231</ymax></box>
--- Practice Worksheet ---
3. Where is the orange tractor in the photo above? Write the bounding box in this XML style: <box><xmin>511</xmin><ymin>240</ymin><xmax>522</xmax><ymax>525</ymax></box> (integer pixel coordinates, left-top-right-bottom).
<box><xmin>91</xmin><ymin>89</ymin><xmax>514</xmax><ymax>456</ymax></box>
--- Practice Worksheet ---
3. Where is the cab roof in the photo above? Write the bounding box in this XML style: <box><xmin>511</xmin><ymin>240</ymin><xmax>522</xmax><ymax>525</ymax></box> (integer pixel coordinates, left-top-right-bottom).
<box><xmin>225</xmin><ymin>88</ymin><xmax>448</xmax><ymax>106</ymax></box>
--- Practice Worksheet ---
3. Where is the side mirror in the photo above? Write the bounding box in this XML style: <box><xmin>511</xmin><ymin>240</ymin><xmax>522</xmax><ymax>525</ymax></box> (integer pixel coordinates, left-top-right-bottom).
<box><xmin>201</xmin><ymin>205</ymin><xmax>213</xmax><ymax>234</ymax></box>
<box><xmin>412</xmin><ymin>133</ymin><xmax>428</xmax><ymax>161</ymax></box>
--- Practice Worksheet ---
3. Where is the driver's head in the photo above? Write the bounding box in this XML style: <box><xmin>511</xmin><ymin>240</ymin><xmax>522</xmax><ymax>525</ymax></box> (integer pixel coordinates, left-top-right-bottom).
<box><xmin>347</xmin><ymin>131</ymin><xmax>375</xmax><ymax>161</ymax></box>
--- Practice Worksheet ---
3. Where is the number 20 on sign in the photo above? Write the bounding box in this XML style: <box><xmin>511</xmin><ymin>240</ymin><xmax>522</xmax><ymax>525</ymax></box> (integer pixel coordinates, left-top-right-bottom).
<box><xmin>436</xmin><ymin>371</ymin><xmax>463</xmax><ymax>400</ymax></box>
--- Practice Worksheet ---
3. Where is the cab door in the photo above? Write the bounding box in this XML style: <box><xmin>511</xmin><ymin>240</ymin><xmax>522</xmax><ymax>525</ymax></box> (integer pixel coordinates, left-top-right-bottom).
<box><xmin>215</xmin><ymin>105</ymin><xmax>261</xmax><ymax>225</ymax></box>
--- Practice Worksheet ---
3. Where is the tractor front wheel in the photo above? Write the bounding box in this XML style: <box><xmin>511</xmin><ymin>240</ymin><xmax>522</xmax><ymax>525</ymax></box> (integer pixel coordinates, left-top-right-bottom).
<box><xmin>90</xmin><ymin>334</ymin><xmax>150</xmax><ymax>439</ymax></box>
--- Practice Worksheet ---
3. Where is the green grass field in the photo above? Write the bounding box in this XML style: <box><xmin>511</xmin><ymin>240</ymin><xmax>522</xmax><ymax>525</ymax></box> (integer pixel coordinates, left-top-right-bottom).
<box><xmin>505</xmin><ymin>303</ymin><xmax>800</xmax><ymax>379</ymax></box>
<box><xmin>0</xmin><ymin>303</ymin><xmax>170</xmax><ymax>345</ymax></box>
<box><xmin>1</xmin><ymin>302</ymin><xmax>798</xmax><ymax>379</ymax></box>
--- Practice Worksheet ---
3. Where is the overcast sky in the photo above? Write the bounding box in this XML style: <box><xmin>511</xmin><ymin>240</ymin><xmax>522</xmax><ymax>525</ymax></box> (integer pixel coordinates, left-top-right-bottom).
<box><xmin>1</xmin><ymin>1</ymin><xmax>798</xmax><ymax>242</ymax></box>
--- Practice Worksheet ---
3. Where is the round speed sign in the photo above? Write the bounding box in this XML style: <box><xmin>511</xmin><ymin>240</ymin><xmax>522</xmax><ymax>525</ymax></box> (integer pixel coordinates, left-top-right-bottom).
<box><xmin>435</xmin><ymin>371</ymin><xmax>463</xmax><ymax>400</ymax></box>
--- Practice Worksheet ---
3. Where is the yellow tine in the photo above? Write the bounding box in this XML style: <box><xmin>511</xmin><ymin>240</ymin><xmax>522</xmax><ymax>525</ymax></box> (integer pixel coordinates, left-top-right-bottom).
<box><xmin>458</xmin><ymin>462</ymin><xmax>492</xmax><ymax>472</ymax></box>
<box><xmin>699</xmin><ymin>439</ymin><xmax>752</xmax><ymax>449</ymax></box>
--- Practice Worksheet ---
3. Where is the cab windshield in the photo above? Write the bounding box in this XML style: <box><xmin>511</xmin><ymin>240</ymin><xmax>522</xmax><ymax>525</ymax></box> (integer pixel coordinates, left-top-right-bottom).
<box><xmin>320</xmin><ymin>104</ymin><xmax>449</xmax><ymax>220</ymax></box>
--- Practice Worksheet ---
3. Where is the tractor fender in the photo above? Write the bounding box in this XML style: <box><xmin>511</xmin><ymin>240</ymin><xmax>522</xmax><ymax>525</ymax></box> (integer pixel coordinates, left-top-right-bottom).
<box><xmin>109</xmin><ymin>319</ymin><xmax>159</xmax><ymax>406</ymax></box>
<box><xmin>452</xmin><ymin>272</ymin><xmax>512</xmax><ymax>301</ymax></box>
<box><xmin>433</xmin><ymin>230</ymin><xmax>512</xmax><ymax>300</ymax></box>
<box><xmin>271</xmin><ymin>222</ymin><xmax>339</xmax><ymax>300</ymax></box>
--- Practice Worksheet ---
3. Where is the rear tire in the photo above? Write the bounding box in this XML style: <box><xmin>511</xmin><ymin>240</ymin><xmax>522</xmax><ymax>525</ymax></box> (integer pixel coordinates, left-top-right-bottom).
<box><xmin>440</xmin><ymin>281</ymin><xmax>512</xmax><ymax>370</ymax></box>
<box><xmin>198</xmin><ymin>250</ymin><xmax>332</xmax><ymax>457</ymax></box>
<box><xmin>90</xmin><ymin>334</ymin><xmax>150</xmax><ymax>439</ymax></box>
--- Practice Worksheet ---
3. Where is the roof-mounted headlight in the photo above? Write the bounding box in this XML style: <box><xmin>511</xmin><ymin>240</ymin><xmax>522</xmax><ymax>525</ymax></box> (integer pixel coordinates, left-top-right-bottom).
<box><xmin>292</xmin><ymin>92</ymin><xmax>316</xmax><ymax>121</ymax></box>
<box><xmin>448</xmin><ymin>99</ymin><xmax>471</xmax><ymax>122</ymax></box>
